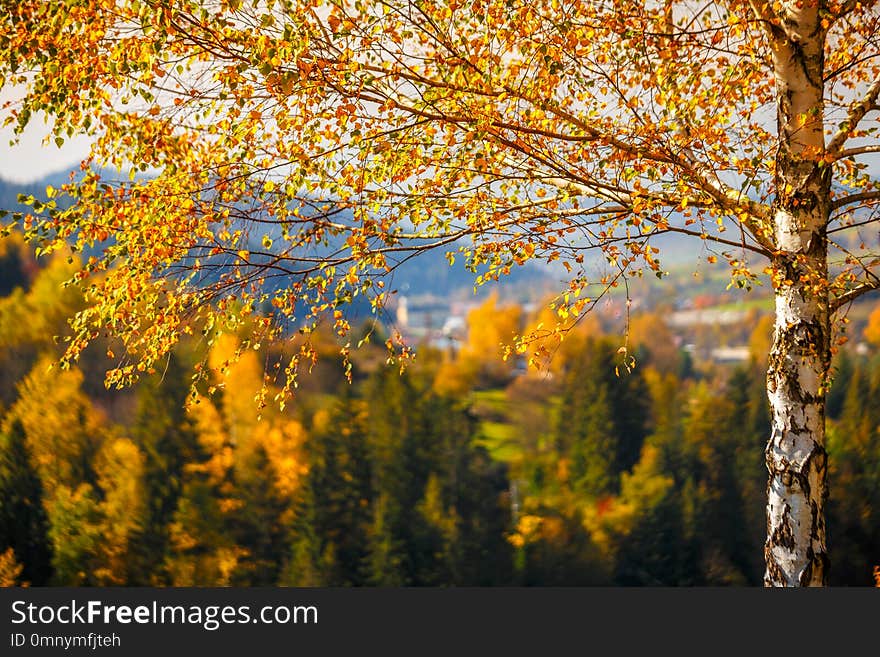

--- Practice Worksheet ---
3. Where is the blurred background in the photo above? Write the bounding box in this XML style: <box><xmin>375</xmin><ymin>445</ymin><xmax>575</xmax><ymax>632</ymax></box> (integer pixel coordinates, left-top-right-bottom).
<box><xmin>1</xmin><ymin>170</ymin><xmax>880</xmax><ymax>587</ymax></box>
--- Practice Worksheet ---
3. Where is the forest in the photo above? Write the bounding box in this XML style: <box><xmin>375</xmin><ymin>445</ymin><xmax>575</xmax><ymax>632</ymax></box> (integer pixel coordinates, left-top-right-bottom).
<box><xmin>2</xmin><ymin>232</ymin><xmax>879</xmax><ymax>587</ymax></box>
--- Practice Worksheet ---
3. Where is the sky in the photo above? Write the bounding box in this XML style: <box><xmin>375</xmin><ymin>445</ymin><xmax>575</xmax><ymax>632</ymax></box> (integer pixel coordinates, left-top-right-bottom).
<box><xmin>0</xmin><ymin>86</ymin><xmax>92</xmax><ymax>184</ymax></box>
<box><xmin>0</xmin><ymin>118</ymin><xmax>91</xmax><ymax>184</ymax></box>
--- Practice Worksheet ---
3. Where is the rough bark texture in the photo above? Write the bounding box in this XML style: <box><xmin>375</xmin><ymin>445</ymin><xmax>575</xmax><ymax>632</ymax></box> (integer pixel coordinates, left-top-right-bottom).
<box><xmin>764</xmin><ymin>2</ymin><xmax>831</xmax><ymax>587</ymax></box>
<box><xmin>765</xmin><ymin>254</ymin><xmax>830</xmax><ymax>586</ymax></box>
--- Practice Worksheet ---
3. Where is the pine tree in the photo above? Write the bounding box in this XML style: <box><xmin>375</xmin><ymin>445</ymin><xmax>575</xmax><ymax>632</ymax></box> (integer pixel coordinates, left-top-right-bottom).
<box><xmin>412</xmin><ymin>474</ymin><xmax>459</xmax><ymax>586</ymax></box>
<box><xmin>557</xmin><ymin>370</ymin><xmax>616</xmax><ymax>496</ymax></box>
<box><xmin>229</xmin><ymin>443</ymin><xmax>290</xmax><ymax>586</ymax></box>
<box><xmin>682</xmin><ymin>384</ymin><xmax>754</xmax><ymax>584</ymax></box>
<box><xmin>283</xmin><ymin>478</ymin><xmax>327</xmax><ymax>587</ymax></box>
<box><xmin>727</xmin><ymin>365</ymin><xmax>772</xmax><ymax>584</ymax></box>
<box><xmin>45</xmin><ymin>483</ymin><xmax>103</xmax><ymax>585</ymax></box>
<box><xmin>826</xmin><ymin>350</ymin><xmax>855</xmax><ymax>421</ymax></box>
<box><xmin>365</xmin><ymin>493</ymin><xmax>406</xmax><ymax>586</ymax></box>
<box><xmin>130</xmin><ymin>354</ymin><xmax>200</xmax><ymax>583</ymax></box>
<box><xmin>305</xmin><ymin>393</ymin><xmax>374</xmax><ymax>585</ymax></box>
<box><xmin>827</xmin><ymin>365</ymin><xmax>880</xmax><ymax>585</ymax></box>
<box><xmin>556</xmin><ymin>338</ymin><xmax>651</xmax><ymax>495</ymax></box>
<box><xmin>0</xmin><ymin>419</ymin><xmax>52</xmax><ymax>585</ymax></box>
<box><xmin>417</xmin><ymin>393</ymin><xmax>514</xmax><ymax>585</ymax></box>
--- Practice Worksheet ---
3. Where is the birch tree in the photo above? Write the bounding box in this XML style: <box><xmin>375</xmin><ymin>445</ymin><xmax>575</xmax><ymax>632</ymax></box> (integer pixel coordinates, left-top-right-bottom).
<box><xmin>2</xmin><ymin>0</ymin><xmax>879</xmax><ymax>585</ymax></box>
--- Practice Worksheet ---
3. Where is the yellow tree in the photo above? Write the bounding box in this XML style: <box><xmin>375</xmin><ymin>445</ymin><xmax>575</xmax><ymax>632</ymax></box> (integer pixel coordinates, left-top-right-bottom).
<box><xmin>865</xmin><ymin>303</ymin><xmax>880</xmax><ymax>347</ymax></box>
<box><xmin>93</xmin><ymin>437</ymin><xmax>147</xmax><ymax>584</ymax></box>
<box><xmin>3</xmin><ymin>0</ymin><xmax>880</xmax><ymax>586</ymax></box>
<box><xmin>457</xmin><ymin>292</ymin><xmax>522</xmax><ymax>386</ymax></box>
<box><xmin>0</xmin><ymin>547</ymin><xmax>25</xmax><ymax>586</ymax></box>
<box><xmin>628</xmin><ymin>312</ymin><xmax>680</xmax><ymax>375</ymax></box>
<box><xmin>520</xmin><ymin>293</ymin><xmax>603</xmax><ymax>375</ymax></box>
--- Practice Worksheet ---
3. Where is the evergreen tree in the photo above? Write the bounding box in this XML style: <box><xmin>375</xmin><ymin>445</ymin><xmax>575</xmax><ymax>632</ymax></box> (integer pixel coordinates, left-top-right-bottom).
<box><xmin>45</xmin><ymin>483</ymin><xmax>103</xmax><ymax>585</ymax></box>
<box><xmin>364</xmin><ymin>369</ymin><xmax>419</xmax><ymax>582</ymax></box>
<box><xmin>307</xmin><ymin>393</ymin><xmax>374</xmax><ymax>585</ymax></box>
<box><xmin>412</xmin><ymin>473</ymin><xmax>459</xmax><ymax>585</ymax></box>
<box><xmin>682</xmin><ymin>385</ymin><xmax>754</xmax><ymax>584</ymax></box>
<box><xmin>556</xmin><ymin>338</ymin><xmax>651</xmax><ymax>494</ymax></box>
<box><xmin>421</xmin><ymin>396</ymin><xmax>514</xmax><ymax>586</ymax></box>
<box><xmin>827</xmin><ymin>365</ymin><xmax>880</xmax><ymax>585</ymax></box>
<box><xmin>130</xmin><ymin>355</ymin><xmax>200</xmax><ymax>583</ymax></box>
<box><xmin>592</xmin><ymin>446</ymin><xmax>693</xmax><ymax>586</ymax></box>
<box><xmin>283</xmin><ymin>477</ymin><xmax>328</xmax><ymax>586</ymax></box>
<box><xmin>0</xmin><ymin>419</ymin><xmax>52</xmax><ymax>584</ymax></box>
<box><xmin>727</xmin><ymin>365</ymin><xmax>771</xmax><ymax>584</ymax></box>
<box><xmin>365</xmin><ymin>493</ymin><xmax>406</xmax><ymax>586</ymax></box>
<box><xmin>827</xmin><ymin>350</ymin><xmax>855</xmax><ymax>421</ymax></box>
<box><xmin>230</xmin><ymin>443</ymin><xmax>291</xmax><ymax>585</ymax></box>
<box><xmin>557</xmin><ymin>369</ymin><xmax>616</xmax><ymax>496</ymax></box>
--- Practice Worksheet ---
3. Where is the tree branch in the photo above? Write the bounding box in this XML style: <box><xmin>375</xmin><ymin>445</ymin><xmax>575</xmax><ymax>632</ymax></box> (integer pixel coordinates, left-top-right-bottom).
<box><xmin>831</xmin><ymin>278</ymin><xmax>880</xmax><ymax>311</ymax></box>
<box><xmin>827</xmin><ymin>76</ymin><xmax>880</xmax><ymax>155</ymax></box>
<box><xmin>747</xmin><ymin>0</ymin><xmax>783</xmax><ymax>38</ymax></box>
<box><xmin>831</xmin><ymin>190</ymin><xmax>880</xmax><ymax>211</ymax></box>
<box><xmin>833</xmin><ymin>144</ymin><xmax>880</xmax><ymax>160</ymax></box>
<box><xmin>827</xmin><ymin>0</ymin><xmax>880</xmax><ymax>20</ymax></box>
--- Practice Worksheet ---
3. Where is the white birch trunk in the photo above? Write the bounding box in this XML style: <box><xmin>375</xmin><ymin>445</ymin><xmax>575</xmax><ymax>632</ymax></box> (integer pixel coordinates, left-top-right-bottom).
<box><xmin>765</xmin><ymin>247</ymin><xmax>830</xmax><ymax>586</ymax></box>
<box><xmin>764</xmin><ymin>2</ymin><xmax>831</xmax><ymax>586</ymax></box>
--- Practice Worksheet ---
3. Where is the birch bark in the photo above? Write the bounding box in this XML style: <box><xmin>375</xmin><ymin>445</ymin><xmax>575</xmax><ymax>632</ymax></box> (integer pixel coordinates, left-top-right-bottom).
<box><xmin>764</xmin><ymin>1</ymin><xmax>831</xmax><ymax>587</ymax></box>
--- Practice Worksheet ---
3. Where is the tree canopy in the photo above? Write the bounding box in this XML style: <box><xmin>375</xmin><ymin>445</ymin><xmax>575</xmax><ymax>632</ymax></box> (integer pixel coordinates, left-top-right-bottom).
<box><xmin>2</xmin><ymin>0</ymin><xmax>880</xmax><ymax>586</ymax></box>
<box><xmin>0</xmin><ymin>0</ymin><xmax>875</xmax><ymax>394</ymax></box>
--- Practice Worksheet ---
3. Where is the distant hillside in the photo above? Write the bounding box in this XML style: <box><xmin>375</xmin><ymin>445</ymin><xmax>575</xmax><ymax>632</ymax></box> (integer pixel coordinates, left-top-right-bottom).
<box><xmin>0</xmin><ymin>171</ymin><xmax>555</xmax><ymax>303</ymax></box>
<box><xmin>0</xmin><ymin>171</ymin><xmax>74</xmax><ymax>213</ymax></box>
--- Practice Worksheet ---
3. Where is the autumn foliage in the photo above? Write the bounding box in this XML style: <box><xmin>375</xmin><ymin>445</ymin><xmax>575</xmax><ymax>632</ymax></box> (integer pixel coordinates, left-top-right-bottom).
<box><xmin>0</xmin><ymin>1</ymin><xmax>877</xmax><ymax>398</ymax></box>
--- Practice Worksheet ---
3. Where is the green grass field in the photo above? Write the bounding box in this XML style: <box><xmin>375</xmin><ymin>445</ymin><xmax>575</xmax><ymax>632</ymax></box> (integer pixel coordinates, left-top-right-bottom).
<box><xmin>470</xmin><ymin>389</ymin><xmax>525</xmax><ymax>463</ymax></box>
